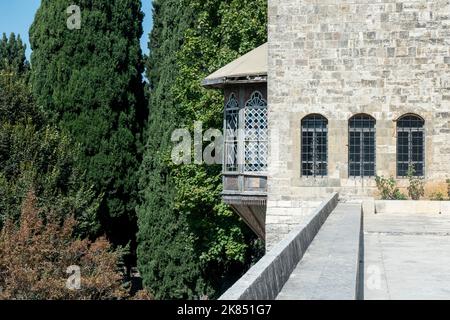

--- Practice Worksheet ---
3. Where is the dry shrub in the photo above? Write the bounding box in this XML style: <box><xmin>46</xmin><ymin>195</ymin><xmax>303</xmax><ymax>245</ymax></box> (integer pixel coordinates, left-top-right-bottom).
<box><xmin>131</xmin><ymin>289</ymin><xmax>155</xmax><ymax>300</ymax></box>
<box><xmin>425</xmin><ymin>181</ymin><xmax>448</xmax><ymax>200</ymax></box>
<box><xmin>0</xmin><ymin>190</ymin><xmax>128</xmax><ymax>300</ymax></box>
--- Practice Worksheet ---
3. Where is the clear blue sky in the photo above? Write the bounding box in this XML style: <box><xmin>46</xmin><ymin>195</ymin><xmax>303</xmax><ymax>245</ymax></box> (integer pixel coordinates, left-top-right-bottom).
<box><xmin>0</xmin><ymin>1</ymin><xmax>153</xmax><ymax>59</ymax></box>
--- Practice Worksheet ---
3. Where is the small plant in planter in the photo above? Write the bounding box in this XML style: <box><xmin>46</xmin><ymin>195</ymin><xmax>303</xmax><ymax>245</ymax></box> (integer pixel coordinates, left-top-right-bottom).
<box><xmin>375</xmin><ymin>175</ymin><xmax>407</xmax><ymax>200</ymax></box>
<box><xmin>407</xmin><ymin>165</ymin><xmax>425</xmax><ymax>200</ymax></box>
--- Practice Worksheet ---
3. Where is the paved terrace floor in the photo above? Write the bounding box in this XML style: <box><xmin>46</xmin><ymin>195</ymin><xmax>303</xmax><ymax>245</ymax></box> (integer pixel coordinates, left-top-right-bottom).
<box><xmin>277</xmin><ymin>203</ymin><xmax>362</xmax><ymax>300</ymax></box>
<box><xmin>364</xmin><ymin>211</ymin><xmax>450</xmax><ymax>300</ymax></box>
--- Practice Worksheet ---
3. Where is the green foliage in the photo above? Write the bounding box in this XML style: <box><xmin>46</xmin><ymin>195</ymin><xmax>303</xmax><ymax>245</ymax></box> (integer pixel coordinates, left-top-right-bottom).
<box><xmin>137</xmin><ymin>0</ymin><xmax>202</xmax><ymax>300</ymax></box>
<box><xmin>0</xmin><ymin>33</ymin><xmax>37</xmax><ymax>124</ymax></box>
<box><xmin>407</xmin><ymin>165</ymin><xmax>425</xmax><ymax>200</ymax></box>
<box><xmin>0</xmin><ymin>33</ymin><xmax>29</xmax><ymax>76</ymax></box>
<box><xmin>375</xmin><ymin>166</ymin><xmax>425</xmax><ymax>201</ymax></box>
<box><xmin>0</xmin><ymin>73</ymin><xmax>42</xmax><ymax>128</ymax></box>
<box><xmin>375</xmin><ymin>175</ymin><xmax>407</xmax><ymax>200</ymax></box>
<box><xmin>0</xmin><ymin>122</ymin><xmax>100</xmax><ymax>235</ymax></box>
<box><xmin>29</xmin><ymin>0</ymin><xmax>147</xmax><ymax>245</ymax></box>
<box><xmin>137</xmin><ymin>0</ymin><xmax>266</xmax><ymax>299</ymax></box>
<box><xmin>0</xmin><ymin>70</ymin><xmax>100</xmax><ymax>236</ymax></box>
<box><xmin>172</xmin><ymin>0</ymin><xmax>267</xmax><ymax>297</ymax></box>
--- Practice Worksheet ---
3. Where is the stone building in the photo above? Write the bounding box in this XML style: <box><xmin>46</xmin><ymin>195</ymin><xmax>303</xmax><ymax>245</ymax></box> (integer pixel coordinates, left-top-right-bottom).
<box><xmin>204</xmin><ymin>0</ymin><xmax>450</xmax><ymax>249</ymax></box>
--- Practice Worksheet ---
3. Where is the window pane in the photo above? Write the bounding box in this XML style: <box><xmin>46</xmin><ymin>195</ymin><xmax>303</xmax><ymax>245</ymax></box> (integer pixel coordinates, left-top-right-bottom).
<box><xmin>397</xmin><ymin>115</ymin><xmax>424</xmax><ymax>177</ymax></box>
<box><xmin>224</xmin><ymin>94</ymin><xmax>239</xmax><ymax>172</ymax></box>
<box><xmin>349</xmin><ymin>115</ymin><xmax>375</xmax><ymax>177</ymax></box>
<box><xmin>397</xmin><ymin>165</ymin><xmax>408</xmax><ymax>176</ymax></box>
<box><xmin>414</xmin><ymin>163</ymin><xmax>424</xmax><ymax>176</ymax></box>
<box><xmin>301</xmin><ymin>115</ymin><xmax>328</xmax><ymax>177</ymax></box>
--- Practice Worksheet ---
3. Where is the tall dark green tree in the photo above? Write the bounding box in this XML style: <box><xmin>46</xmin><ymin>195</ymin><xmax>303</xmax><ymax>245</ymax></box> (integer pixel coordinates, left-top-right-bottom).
<box><xmin>29</xmin><ymin>0</ymin><xmax>146</xmax><ymax>247</ymax></box>
<box><xmin>171</xmin><ymin>0</ymin><xmax>267</xmax><ymax>297</ymax></box>
<box><xmin>0</xmin><ymin>33</ymin><xmax>29</xmax><ymax>76</ymax></box>
<box><xmin>137</xmin><ymin>0</ymin><xmax>203</xmax><ymax>300</ymax></box>
<box><xmin>137</xmin><ymin>0</ymin><xmax>266</xmax><ymax>299</ymax></box>
<box><xmin>0</xmin><ymin>33</ymin><xmax>37</xmax><ymax>124</ymax></box>
<box><xmin>0</xmin><ymin>33</ymin><xmax>99</xmax><ymax>236</ymax></box>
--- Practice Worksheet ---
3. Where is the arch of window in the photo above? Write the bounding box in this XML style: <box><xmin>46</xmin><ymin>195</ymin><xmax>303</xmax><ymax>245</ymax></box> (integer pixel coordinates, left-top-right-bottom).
<box><xmin>244</xmin><ymin>91</ymin><xmax>268</xmax><ymax>172</ymax></box>
<box><xmin>397</xmin><ymin>114</ymin><xmax>425</xmax><ymax>177</ymax></box>
<box><xmin>348</xmin><ymin>114</ymin><xmax>376</xmax><ymax>177</ymax></box>
<box><xmin>301</xmin><ymin>114</ymin><xmax>328</xmax><ymax>177</ymax></box>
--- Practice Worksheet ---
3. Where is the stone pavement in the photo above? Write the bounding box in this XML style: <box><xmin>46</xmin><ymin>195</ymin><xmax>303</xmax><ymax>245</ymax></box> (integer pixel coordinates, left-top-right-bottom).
<box><xmin>277</xmin><ymin>203</ymin><xmax>362</xmax><ymax>300</ymax></box>
<box><xmin>364</xmin><ymin>211</ymin><xmax>450</xmax><ymax>300</ymax></box>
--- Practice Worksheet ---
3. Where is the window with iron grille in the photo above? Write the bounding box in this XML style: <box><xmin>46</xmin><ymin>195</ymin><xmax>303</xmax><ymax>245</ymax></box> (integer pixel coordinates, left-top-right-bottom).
<box><xmin>349</xmin><ymin>114</ymin><xmax>376</xmax><ymax>177</ymax></box>
<box><xmin>397</xmin><ymin>115</ymin><xmax>425</xmax><ymax>177</ymax></box>
<box><xmin>224</xmin><ymin>93</ymin><xmax>239</xmax><ymax>172</ymax></box>
<box><xmin>244</xmin><ymin>91</ymin><xmax>268</xmax><ymax>172</ymax></box>
<box><xmin>301</xmin><ymin>114</ymin><xmax>328</xmax><ymax>177</ymax></box>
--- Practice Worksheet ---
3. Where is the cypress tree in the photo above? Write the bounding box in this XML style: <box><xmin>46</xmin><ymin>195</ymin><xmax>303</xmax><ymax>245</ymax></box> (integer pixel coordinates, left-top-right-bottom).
<box><xmin>0</xmin><ymin>33</ymin><xmax>36</xmax><ymax>124</ymax></box>
<box><xmin>136</xmin><ymin>0</ymin><xmax>204</xmax><ymax>299</ymax></box>
<box><xmin>0</xmin><ymin>33</ymin><xmax>99</xmax><ymax>236</ymax></box>
<box><xmin>0</xmin><ymin>33</ymin><xmax>29</xmax><ymax>76</ymax></box>
<box><xmin>29</xmin><ymin>0</ymin><xmax>146</xmax><ymax>247</ymax></box>
<box><xmin>171</xmin><ymin>0</ymin><xmax>267</xmax><ymax>297</ymax></box>
<box><xmin>137</xmin><ymin>0</ymin><xmax>267</xmax><ymax>299</ymax></box>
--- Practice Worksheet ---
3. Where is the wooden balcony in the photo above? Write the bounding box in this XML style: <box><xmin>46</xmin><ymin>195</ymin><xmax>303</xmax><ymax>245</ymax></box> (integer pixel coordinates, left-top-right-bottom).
<box><xmin>223</xmin><ymin>173</ymin><xmax>267</xmax><ymax>240</ymax></box>
<box><xmin>202</xmin><ymin>43</ymin><xmax>269</xmax><ymax>241</ymax></box>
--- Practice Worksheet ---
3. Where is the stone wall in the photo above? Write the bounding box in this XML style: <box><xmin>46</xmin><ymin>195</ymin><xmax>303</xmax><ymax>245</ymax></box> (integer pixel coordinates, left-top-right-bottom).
<box><xmin>375</xmin><ymin>200</ymin><xmax>450</xmax><ymax>214</ymax></box>
<box><xmin>266</xmin><ymin>0</ymin><xmax>450</xmax><ymax>247</ymax></box>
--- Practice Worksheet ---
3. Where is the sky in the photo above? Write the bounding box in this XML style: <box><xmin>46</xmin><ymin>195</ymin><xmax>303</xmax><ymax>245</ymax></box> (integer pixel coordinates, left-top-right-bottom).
<box><xmin>0</xmin><ymin>1</ymin><xmax>153</xmax><ymax>59</ymax></box>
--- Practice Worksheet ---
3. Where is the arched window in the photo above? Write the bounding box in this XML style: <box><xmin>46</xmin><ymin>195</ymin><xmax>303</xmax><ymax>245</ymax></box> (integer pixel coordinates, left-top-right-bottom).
<box><xmin>301</xmin><ymin>114</ymin><xmax>328</xmax><ymax>177</ymax></box>
<box><xmin>349</xmin><ymin>114</ymin><xmax>376</xmax><ymax>177</ymax></box>
<box><xmin>397</xmin><ymin>114</ymin><xmax>425</xmax><ymax>177</ymax></box>
<box><xmin>224</xmin><ymin>93</ymin><xmax>239</xmax><ymax>172</ymax></box>
<box><xmin>244</xmin><ymin>91</ymin><xmax>268</xmax><ymax>172</ymax></box>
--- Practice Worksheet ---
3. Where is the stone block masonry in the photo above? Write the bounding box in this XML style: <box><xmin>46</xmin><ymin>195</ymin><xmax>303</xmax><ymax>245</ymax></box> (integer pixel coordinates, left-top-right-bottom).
<box><xmin>266</xmin><ymin>0</ymin><xmax>450</xmax><ymax>248</ymax></box>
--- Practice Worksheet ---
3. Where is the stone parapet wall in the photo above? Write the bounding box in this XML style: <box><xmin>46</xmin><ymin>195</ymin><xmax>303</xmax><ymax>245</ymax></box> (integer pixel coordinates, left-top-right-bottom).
<box><xmin>375</xmin><ymin>200</ymin><xmax>450</xmax><ymax>214</ymax></box>
<box><xmin>219</xmin><ymin>193</ymin><xmax>339</xmax><ymax>300</ymax></box>
<box><xmin>266</xmin><ymin>199</ymin><xmax>321</xmax><ymax>249</ymax></box>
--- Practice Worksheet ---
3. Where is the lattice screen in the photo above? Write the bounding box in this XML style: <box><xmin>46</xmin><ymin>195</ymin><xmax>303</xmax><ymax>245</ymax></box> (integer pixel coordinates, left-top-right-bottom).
<box><xmin>244</xmin><ymin>91</ymin><xmax>268</xmax><ymax>172</ymax></box>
